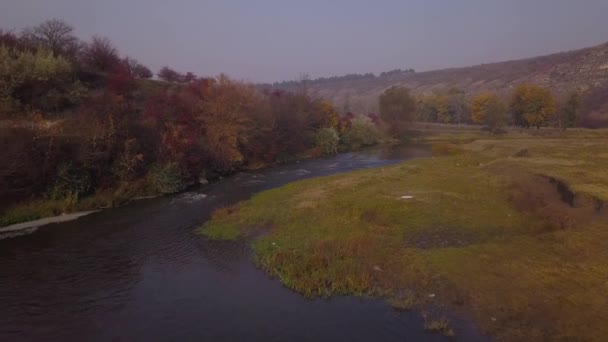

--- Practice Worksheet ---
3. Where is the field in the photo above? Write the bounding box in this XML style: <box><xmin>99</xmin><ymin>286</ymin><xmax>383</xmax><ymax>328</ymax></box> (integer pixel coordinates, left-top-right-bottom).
<box><xmin>200</xmin><ymin>128</ymin><xmax>608</xmax><ymax>340</ymax></box>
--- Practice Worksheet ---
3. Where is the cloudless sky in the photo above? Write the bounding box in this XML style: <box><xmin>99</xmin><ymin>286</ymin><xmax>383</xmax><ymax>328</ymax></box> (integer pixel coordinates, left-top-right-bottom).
<box><xmin>1</xmin><ymin>0</ymin><xmax>608</xmax><ymax>82</ymax></box>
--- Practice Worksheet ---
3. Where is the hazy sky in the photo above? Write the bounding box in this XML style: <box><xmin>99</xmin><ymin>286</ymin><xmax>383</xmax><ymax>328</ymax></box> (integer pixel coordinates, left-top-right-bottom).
<box><xmin>1</xmin><ymin>0</ymin><xmax>608</xmax><ymax>82</ymax></box>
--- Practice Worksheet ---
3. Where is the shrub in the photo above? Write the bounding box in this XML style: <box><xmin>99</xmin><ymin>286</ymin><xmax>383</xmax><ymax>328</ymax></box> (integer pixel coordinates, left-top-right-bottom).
<box><xmin>148</xmin><ymin>163</ymin><xmax>189</xmax><ymax>194</ymax></box>
<box><xmin>0</xmin><ymin>46</ymin><xmax>72</xmax><ymax>116</ymax></box>
<box><xmin>340</xmin><ymin>116</ymin><xmax>381</xmax><ymax>150</ymax></box>
<box><xmin>47</xmin><ymin>163</ymin><xmax>92</xmax><ymax>200</ymax></box>
<box><xmin>313</xmin><ymin>127</ymin><xmax>339</xmax><ymax>155</ymax></box>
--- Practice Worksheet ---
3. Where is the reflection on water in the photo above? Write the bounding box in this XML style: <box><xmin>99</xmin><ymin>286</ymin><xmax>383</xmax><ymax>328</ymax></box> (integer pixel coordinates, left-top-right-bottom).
<box><xmin>0</xmin><ymin>145</ymin><xmax>485</xmax><ymax>341</ymax></box>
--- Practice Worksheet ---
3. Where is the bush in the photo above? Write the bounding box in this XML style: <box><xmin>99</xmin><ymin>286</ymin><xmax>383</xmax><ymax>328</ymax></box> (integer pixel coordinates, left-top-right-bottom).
<box><xmin>340</xmin><ymin>116</ymin><xmax>381</xmax><ymax>150</ymax></box>
<box><xmin>47</xmin><ymin>163</ymin><xmax>92</xmax><ymax>200</ymax></box>
<box><xmin>313</xmin><ymin>127</ymin><xmax>339</xmax><ymax>155</ymax></box>
<box><xmin>148</xmin><ymin>163</ymin><xmax>189</xmax><ymax>194</ymax></box>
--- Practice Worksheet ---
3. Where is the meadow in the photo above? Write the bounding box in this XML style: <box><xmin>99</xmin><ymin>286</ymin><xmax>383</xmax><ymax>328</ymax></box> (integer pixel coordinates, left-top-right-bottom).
<box><xmin>201</xmin><ymin>128</ymin><xmax>608</xmax><ymax>340</ymax></box>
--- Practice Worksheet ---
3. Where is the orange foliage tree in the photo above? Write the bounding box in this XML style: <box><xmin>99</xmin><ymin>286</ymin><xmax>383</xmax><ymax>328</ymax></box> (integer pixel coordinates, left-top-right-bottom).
<box><xmin>510</xmin><ymin>84</ymin><xmax>557</xmax><ymax>128</ymax></box>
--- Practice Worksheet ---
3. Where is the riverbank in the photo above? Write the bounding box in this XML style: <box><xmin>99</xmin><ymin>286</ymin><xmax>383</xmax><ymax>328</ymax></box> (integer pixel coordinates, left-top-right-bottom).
<box><xmin>0</xmin><ymin>210</ymin><xmax>98</xmax><ymax>240</ymax></box>
<box><xmin>0</xmin><ymin>138</ymin><xmax>398</xmax><ymax>233</ymax></box>
<box><xmin>200</xmin><ymin>129</ymin><xmax>608</xmax><ymax>340</ymax></box>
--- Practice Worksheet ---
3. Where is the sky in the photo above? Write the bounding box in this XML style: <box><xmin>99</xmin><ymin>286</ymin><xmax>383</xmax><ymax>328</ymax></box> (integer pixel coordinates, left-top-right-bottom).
<box><xmin>1</xmin><ymin>0</ymin><xmax>608</xmax><ymax>83</ymax></box>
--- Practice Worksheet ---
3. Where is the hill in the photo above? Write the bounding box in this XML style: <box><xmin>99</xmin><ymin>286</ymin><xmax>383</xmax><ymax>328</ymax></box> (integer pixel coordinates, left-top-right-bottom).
<box><xmin>270</xmin><ymin>42</ymin><xmax>608</xmax><ymax>121</ymax></box>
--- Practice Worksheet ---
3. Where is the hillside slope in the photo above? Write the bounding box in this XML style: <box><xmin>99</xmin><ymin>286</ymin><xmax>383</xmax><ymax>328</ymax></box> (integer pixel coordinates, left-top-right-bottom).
<box><xmin>299</xmin><ymin>42</ymin><xmax>608</xmax><ymax>116</ymax></box>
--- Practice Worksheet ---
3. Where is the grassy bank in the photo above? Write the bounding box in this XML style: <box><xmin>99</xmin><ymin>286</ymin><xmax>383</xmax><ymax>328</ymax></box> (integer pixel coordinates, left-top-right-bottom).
<box><xmin>200</xmin><ymin>129</ymin><xmax>608</xmax><ymax>340</ymax></box>
<box><xmin>0</xmin><ymin>179</ymin><xmax>154</xmax><ymax>228</ymax></box>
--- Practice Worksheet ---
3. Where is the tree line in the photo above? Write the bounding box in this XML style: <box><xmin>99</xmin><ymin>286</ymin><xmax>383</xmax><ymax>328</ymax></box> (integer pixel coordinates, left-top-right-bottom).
<box><xmin>0</xmin><ymin>19</ymin><xmax>404</xmax><ymax>212</ymax></box>
<box><xmin>412</xmin><ymin>85</ymin><xmax>585</xmax><ymax>131</ymax></box>
<box><xmin>260</xmin><ymin>68</ymin><xmax>416</xmax><ymax>89</ymax></box>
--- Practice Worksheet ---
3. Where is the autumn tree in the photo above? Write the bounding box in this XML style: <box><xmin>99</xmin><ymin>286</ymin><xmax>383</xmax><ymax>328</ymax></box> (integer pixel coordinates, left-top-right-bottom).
<box><xmin>194</xmin><ymin>75</ymin><xmax>257</xmax><ymax>172</ymax></box>
<box><xmin>510</xmin><ymin>84</ymin><xmax>557</xmax><ymax>129</ymax></box>
<box><xmin>313</xmin><ymin>128</ymin><xmax>339</xmax><ymax>155</ymax></box>
<box><xmin>318</xmin><ymin>100</ymin><xmax>339</xmax><ymax>129</ymax></box>
<box><xmin>341</xmin><ymin>116</ymin><xmax>381</xmax><ymax>150</ymax></box>
<box><xmin>470</xmin><ymin>92</ymin><xmax>507</xmax><ymax>133</ymax></box>
<box><xmin>445</xmin><ymin>88</ymin><xmax>469</xmax><ymax>124</ymax></box>
<box><xmin>0</xmin><ymin>46</ymin><xmax>73</xmax><ymax>116</ymax></box>
<box><xmin>560</xmin><ymin>92</ymin><xmax>581</xmax><ymax>129</ymax></box>
<box><xmin>81</xmin><ymin>36</ymin><xmax>121</xmax><ymax>73</ymax></box>
<box><xmin>379</xmin><ymin>86</ymin><xmax>416</xmax><ymax>137</ymax></box>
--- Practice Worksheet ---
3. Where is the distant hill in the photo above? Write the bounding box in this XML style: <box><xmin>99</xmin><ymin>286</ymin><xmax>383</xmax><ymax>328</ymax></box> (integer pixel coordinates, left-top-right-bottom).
<box><xmin>268</xmin><ymin>42</ymin><xmax>608</xmax><ymax>122</ymax></box>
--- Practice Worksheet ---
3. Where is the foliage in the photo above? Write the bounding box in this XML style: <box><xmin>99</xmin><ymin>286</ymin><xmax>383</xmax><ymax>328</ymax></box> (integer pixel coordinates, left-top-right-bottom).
<box><xmin>469</xmin><ymin>92</ymin><xmax>507</xmax><ymax>133</ymax></box>
<box><xmin>47</xmin><ymin>163</ymin><xmax>92</xmax><ymax>200</ymax></box>
<box><xmin>196</xmin><ymin>75</ymin><xmax>256</xmax><ymax>172</ymax></box>
<box><xmin>123</xmin><ymin>57</ymin><xmax>153</xmax><ymax>79</ymax></box>
<box><xmin>81</xmin><ymin>36</ymin><xmax>121</xmax><ymax>73</ymax></box>
<box><xmin>157</xmin><ymin>66</ymin><xmax>183</xmax><ymax>83</ymax></box>
<box><xmin>112</xmin><ymin>138</ymin><xmax>144</xmax><ymax>182</ymax></box>
<box><xmin>378</xmin><ymin>86</ymin><xmax>416</xmax><ymax>138</ymax></box>
<box><xmin>21</xmin><ymin>19</ymin><xmax>81</xmax><ymax>59</ymax></box>
<box><xmin>417</xmin><ymin>88</ymin><xmax>470</xmax><ymax>124</ymax></box>
<box><xmin>148</xmin><ymin>162</ymin><xmax>189</xmax><ymax>194</ymax></box>
<box><xmin>0</xmin><ymin>46</ymin><xmax>73</xmax><ymax>115</ymax></box>
<box><xmin>561</xmin><ymin>92</ymin><xmax>580</xmax><ymax>129</ymax></box>
<box><xmin>510</xmin><ymin>84</ymin><xmax>557</xmax><ymax>128</ymax></box>
<box><xmin>340</xmin><ymin>116</ymin><xmax>381</xmax><ymax>150</ymax></box>
<box><xmin>313</xmin><ymin>127</ymin><xmax>339</xmax><ymax>155</ymax></box>
<box><xmin>319</xmin><ymin>100</ymin><xmax>339</xmax><ymax>129</ymax></box>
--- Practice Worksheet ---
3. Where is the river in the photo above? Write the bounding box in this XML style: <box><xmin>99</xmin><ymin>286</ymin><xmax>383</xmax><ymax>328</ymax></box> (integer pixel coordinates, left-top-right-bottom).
<box><xmin>0</xmin><ymin>145</ymin><xmax>485</xmax><ymax>341</ymax></box>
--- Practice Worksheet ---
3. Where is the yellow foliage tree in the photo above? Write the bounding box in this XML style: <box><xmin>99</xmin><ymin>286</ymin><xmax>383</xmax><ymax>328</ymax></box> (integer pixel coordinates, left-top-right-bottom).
<box><xmin>319</xmin><ymin>100</ymin><xmax>339</xmax><ymax>129</ymax></box>
<box><xmin>470</xmin><ymin>92</ymin><xmax>507</xmax><ymax>133</ymax></box>
<box><xmin>197</xmin><ymin>74</ymin><xmax>257</xmax><ymax>171</ymax></box>
<box><xmin>510</xmin><ymin>84</ymin><xmax>557</xmax><ymax>128</ymax></box>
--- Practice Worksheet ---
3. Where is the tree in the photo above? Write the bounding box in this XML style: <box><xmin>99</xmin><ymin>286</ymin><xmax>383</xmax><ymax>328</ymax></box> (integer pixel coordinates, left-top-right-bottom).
<box><xmin>157</xmin><ymin>66</ymin><xmax>183</xmax><ymax>83</ymax></box>
<box><xmin>510</xmin><ymin>84</ymin><xmax>557</xmax><ymax>129</ymax></box>
<box><xmin>340</xmin><ymin>116</ymin><xmax>381</xmax><ymax>150</ymax></box>
<box><xmin>0</xmin><ymin>30</ymin><xmax>28</xmax><ymax>51</ymax></box>
<box><xmin>81</xmin><ymin>36</ymin><xmax>121</xmax><ymax>73</ymax></box>
<box><xmin>470</xmin><ymin>92</ymin><xmax>507</xmax><ymax>133</ymax></box>
<box><xmin>561</xmin><ymin>92</ymin><xmax>580</xmax><ymax>129</ymax></box>
<box><xmin>318</xmin><ymin>100</ymin><xmax>339</xmax><ymax>129</ymax></box>
<box><xmin>123</xmin><ymin>57</ymin><xmax>153</xmax><ymax>79</ymax></box>
<box><xmin>445</xmin><ymin>88</ymin><xmax>469</xmax><ymax>124</ymax></box>
<box><xmin>195</xmin><ymin>75</ymin><xmax>257</xmax><ymax>172</ymax></box>
<box><xmin>378</xmin><ymin>86</ymin><xmax>416</xmax><ymax>137</ymax></box>
<box><xmin>0</xmin><ymin>46</ymin><xmax>72</xmax><ymax>116</ymax></box>
<box><xmin>313</xmin><ymin>128</ymin><xmax>339</xmax><ymax>155</ymax></box>
<box><xmin>21</xmin><ymin>19</ymin><xmax>81</xmax><ymax>58</ymax></box>
<box><xmin>183</xmin><ymin>72</ymin><xmax>197</xmax><ymax>83</ymax></box>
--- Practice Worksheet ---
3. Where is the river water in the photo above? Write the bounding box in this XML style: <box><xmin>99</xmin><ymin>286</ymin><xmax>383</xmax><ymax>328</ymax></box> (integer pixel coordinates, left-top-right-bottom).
<box><xmin>0</xmin><ymin>146</ymin><xmax>485</xmax><ymax>341</ymax></box>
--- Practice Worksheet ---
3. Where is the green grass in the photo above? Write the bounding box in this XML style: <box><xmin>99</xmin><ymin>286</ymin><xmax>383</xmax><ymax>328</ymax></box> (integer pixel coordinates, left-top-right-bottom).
<box><xmin>200</xmin><ymin>130</ymin><xmax>608</xmax><ymax>340</ymax></box>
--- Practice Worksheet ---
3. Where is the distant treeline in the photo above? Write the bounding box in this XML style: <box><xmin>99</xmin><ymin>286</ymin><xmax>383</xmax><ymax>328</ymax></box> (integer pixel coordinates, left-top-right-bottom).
<box><xmin>260</xmin><ymin>68</ymin><xmax>416</xmax><ymax>89</ymax></box>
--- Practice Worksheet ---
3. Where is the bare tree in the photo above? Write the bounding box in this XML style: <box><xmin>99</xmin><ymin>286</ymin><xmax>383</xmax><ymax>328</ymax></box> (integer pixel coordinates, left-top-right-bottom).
<box><xmin>157</xmin><ymin>66</ymin><xmax>183</xmax><ymax>83</ymax></box>
<box><xmin>81</xmin><ymin>36</ymin><xmax>121</xmax><ymax>73</ymax></box>
<box><xmin>123</xmin><ymin>56</ymin><xmax>153</xmax><ymax>79</ymax></box>
<box><xmin>21</xmin><ymin>19</ymin><xmax>81</xmax><ymax>57</ymax></box>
